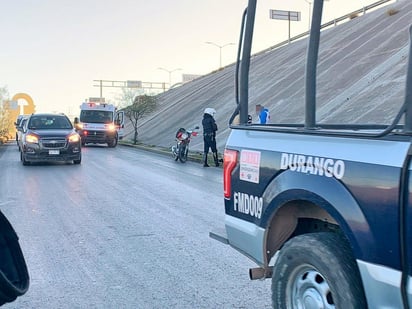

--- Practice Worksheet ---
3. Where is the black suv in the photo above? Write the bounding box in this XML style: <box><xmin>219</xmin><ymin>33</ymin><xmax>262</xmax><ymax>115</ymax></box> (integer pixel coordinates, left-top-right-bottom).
<box><xmin>20</xmin><ymin>113</ymin><xmax>82</xmax><ymax>165</ymax></box>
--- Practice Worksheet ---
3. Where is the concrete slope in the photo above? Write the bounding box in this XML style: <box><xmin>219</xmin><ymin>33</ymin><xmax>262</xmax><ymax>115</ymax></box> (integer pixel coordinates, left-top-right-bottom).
<box><xmin>124</xmin><ymin>0</ymin><xmax>412</xmax><ymax>153</ymax></box>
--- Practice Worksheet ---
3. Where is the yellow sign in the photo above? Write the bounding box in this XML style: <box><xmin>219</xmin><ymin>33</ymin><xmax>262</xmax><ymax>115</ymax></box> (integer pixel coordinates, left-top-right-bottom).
<box><xmin>12</xmin><ymin>93</ymin><xmax>35</xmax><ymax>114</ymax></box>
<box><xmin>7</xmin><ymin>93</ymin><xmax>36</xmax><ymax>139</ymax></box>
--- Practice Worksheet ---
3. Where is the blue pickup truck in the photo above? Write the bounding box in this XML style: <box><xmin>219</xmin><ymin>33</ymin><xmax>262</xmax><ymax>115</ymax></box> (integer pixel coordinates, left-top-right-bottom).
<box><xmin>211</xmin><ymin>0</ymin><xmax>412</xmax><ymax>308</ymax></box>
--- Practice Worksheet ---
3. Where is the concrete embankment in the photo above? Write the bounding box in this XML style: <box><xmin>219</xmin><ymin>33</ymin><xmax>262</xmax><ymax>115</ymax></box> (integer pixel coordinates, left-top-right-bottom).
<box><xmin>124</xmin><ymin>0</ymin><xmax>411</xmax><ymax>154</ymax></box>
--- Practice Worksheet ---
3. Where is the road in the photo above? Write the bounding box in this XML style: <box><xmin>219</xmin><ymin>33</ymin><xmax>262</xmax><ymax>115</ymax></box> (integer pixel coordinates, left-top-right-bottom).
<box><xmin>0</xmin><ymin>142</ymin><xmax>271</xmax><ymax>309</ymax></box>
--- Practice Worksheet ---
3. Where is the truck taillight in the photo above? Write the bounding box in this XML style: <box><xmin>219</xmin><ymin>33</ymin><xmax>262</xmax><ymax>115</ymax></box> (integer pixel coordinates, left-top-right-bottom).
<box><xmin>224</xmin><ymin>149</ymin><xmax>238</xmax><ymax>198</ymax></box>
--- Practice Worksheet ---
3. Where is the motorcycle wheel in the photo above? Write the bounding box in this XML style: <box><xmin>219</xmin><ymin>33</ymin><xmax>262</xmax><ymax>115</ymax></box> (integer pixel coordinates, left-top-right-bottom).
<box><xmin>179</xmin><ymin>145</ymin><xmax>187</xmax><ymax>163</ymax></box>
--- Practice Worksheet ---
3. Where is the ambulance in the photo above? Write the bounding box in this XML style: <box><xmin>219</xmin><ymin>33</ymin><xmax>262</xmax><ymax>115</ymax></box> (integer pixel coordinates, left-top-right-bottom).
<box><xmin>74</xmin><ymin>101</ymin><xmax>124</xmax><ymax>148</ymax></box>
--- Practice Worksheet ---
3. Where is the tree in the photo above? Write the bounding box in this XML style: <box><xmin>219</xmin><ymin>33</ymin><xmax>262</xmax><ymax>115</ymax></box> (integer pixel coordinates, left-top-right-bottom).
<box><xmin>117</xmin><ymin>87</ymin><xmax>144</xmax><ymax>110</ymax></box>
<box><xmin>124</xmin><ymin>94</ymin><xmax>157</xmax><ymax>144</ymax></box>
<box><xmin>0</xmin><ymin>86</ymin><xmax>10</xmax><ymax>141</ymax></box>
<box><xmin>0</xmin><ymin>105</ymin><xmax>10</xmax><ymax>139</ymax></box>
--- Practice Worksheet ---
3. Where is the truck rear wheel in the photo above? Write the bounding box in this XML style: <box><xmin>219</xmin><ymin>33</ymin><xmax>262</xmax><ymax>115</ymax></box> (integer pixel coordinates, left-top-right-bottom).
<box><xmin>271</xmin><ymin>232</ymin><xmax>366</xmax><ymax>309</ymax></box>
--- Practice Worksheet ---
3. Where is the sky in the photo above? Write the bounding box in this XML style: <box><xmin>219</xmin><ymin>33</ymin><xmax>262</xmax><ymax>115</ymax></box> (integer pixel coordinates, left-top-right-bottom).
<box><xmin>1</xmin><ymin>0</ymin><xmax>385</xmax><ymax>117</ymax></box>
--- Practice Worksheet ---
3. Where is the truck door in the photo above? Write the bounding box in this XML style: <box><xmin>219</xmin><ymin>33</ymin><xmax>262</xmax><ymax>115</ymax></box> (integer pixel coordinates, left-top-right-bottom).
<box><xmin>115</xmin><ymin>111</ymin><xmax>125</xmax><ymax>139</ymax></box>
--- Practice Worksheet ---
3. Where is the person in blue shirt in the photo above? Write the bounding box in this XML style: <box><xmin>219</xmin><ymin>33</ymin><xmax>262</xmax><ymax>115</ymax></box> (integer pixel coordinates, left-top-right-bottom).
<box><xmin>259</xmin><ymin>106</ymin><xmax>270</xmax><ymax>124</ymax></box>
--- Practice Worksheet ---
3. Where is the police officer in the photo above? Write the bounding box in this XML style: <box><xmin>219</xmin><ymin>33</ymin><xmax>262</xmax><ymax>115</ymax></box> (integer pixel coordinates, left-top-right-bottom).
<box><xmin>202</xmin><ymin>107</ymin><xmax>219</xmax><ymax>167</ymax></box>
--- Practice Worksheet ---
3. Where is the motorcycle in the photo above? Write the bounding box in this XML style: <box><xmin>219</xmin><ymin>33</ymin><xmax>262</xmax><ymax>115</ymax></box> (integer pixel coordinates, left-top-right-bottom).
<box><xmin>172</xmin><ymin>126</ymin><xmax>199</xmax><ymax>163</ymax></box>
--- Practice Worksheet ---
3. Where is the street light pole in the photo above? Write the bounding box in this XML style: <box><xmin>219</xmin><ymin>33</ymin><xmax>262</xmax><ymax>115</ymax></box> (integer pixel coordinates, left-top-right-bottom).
<box><xmin>304</xmin><ymin>0</ymin><xmax>312</xmax><ymax>29</ymax></box>
<box><xmin>157</xmin><ymin>67</ymin><xmax>182</xmax><ymax>88</ymax></box>
<box><xmin>205</xmin><ymin>41</ymin><xmax>235</xmax><ymax>68</ymax></box>
<box><xmin>304</xmin><ymin>0</ymin><xmax>329</xmax><ymax>30</ymax></box>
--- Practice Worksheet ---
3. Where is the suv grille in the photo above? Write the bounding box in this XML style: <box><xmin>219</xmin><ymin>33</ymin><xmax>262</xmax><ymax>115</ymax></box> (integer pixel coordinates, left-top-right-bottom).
<box><xmin>41</xmin><ymin>138</ymin><xmax>67</xmax><ymax>149</ymax></box>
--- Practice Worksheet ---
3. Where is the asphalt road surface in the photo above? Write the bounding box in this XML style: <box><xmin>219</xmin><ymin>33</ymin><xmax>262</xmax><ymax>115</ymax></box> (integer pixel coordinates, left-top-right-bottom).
<box><xmin>0</xmin><ymin>142</ymin><xmax>271</xmax><ymax>309</ymax></box>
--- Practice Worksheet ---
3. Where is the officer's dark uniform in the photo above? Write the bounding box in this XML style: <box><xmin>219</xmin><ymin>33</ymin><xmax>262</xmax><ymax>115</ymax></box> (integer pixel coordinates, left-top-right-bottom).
<box><xmin>202</xmin><ymin>111</ymin><xmax>219</xmax><ymax>167</ymax></box>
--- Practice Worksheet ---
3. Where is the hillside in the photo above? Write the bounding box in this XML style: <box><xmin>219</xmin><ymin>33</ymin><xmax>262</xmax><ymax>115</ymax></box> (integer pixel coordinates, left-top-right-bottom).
<box><xmin>124</xmin><ymin>0</ymin><xmax>411</xmax><ymax>153</ymax></box>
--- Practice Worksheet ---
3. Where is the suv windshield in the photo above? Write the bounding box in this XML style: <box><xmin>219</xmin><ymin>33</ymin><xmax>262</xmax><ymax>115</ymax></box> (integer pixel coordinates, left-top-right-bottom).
<box><xmin>28</xmin><ymin>116</ymin><xmax>72</xmax><ymax>130</ymax></box>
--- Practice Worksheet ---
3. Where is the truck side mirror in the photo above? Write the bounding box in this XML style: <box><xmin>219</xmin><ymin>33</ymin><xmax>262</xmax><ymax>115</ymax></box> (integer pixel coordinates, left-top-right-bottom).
<box><xmin>74</xmin><ymin>117</ymin><xmax>79</xmax><ymax>124</ymax></box>
<box><xmin>0</xmin><ymin>211</ymin><xmax>29</xmax><ymax>305</ymax></box>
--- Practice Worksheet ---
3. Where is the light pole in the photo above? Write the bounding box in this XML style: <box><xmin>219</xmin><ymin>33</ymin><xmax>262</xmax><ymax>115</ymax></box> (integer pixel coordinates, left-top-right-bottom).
<box><xmin>304</xmin><ymin>0</ymin><xmax>312</xmax><ymax>29</ymax></box>
<box><xmin>304</xmin><ymin>0</ymin><xmax>329</xmax><ymax>30</ymax></box>
<box><xmin>205</xmin><ymin>41</ymin><xmax>235</xmax><ymax>69</ymax></box>
<box><xmin>157</xmin><ymin>67</ymin><xmax>182</xmax><ymax>88</ymax></box>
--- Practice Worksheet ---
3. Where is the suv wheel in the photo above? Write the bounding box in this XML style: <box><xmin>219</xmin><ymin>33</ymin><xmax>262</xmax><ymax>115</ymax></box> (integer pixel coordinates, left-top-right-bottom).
<box><xmin>20</xmin><ymin>152</ymin><xmax>29</xmax><ymax>166</ymax></box>
<box><xmin>73</xmin><ymin>156</ymin><xmax>81</xmax><ymax>164</ymax></box>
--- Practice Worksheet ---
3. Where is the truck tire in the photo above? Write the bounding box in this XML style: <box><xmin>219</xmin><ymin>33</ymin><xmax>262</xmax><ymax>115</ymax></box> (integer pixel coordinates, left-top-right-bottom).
<box><xmin>108</xmin><ymin>136</ymin><xmax>118</xmax><ymax>148</ymax></box>
<box><xmin>271</xmin><ymin>232</ymin><xmax>367</xmax><ymax>309</ymax></box>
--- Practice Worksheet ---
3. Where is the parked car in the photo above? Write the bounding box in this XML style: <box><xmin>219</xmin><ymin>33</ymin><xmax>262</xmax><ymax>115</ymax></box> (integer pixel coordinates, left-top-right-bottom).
<box><xmin>14</xmin><ymin>114</ymin><xmax>25</xmax><ymax>128</ymax></box>
<box><xmin>14</xmin><ymin>114</ymin><xmax>29</xmax><ymax>147</ymax></box>
<box><xmin>20</xmin><ymin>113</ymin><xmax>82</xmax><ymax>165</ymax></box>
<box><xmin>15</xmin><ymin>116</ymin><xmax>28</xmax><ymax>150</ymax></box>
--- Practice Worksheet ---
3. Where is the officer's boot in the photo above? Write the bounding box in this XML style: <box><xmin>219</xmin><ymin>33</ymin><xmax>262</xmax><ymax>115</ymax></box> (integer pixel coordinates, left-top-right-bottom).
<box><xmin>213</xmin><ymin>152</ymin><xmax>219</xmax><ymax>167</ymax></box>
<box><xmin>203</xmin><ymin>153</ymin><xmax>209</xmax><ymax>167</ymax></box>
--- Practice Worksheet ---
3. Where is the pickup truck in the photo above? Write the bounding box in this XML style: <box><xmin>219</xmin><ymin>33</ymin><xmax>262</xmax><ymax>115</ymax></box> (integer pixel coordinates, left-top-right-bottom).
<box><xmin>210</xmin><ymin>0</ymin><xmax>412</xmax><ymax>308</ymax></box>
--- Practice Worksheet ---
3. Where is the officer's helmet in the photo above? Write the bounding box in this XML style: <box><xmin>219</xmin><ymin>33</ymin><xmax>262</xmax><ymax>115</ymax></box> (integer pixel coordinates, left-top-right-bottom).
<box><xmin>204</xmin><ymin>108</ymin><xmax>216</xmax><ymax>117</ymax></box>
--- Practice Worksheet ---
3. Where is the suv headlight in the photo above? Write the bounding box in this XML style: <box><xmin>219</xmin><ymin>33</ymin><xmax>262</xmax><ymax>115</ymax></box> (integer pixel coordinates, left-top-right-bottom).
<box><xmin>25</xmin><ymin>133</ymin><xmax>39</xmax><ymax>144</ymax></box>
<box><xmin>68</xmin><ymin>133</ymin><xmax>80</xmax><ymax>143</ymax></box>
